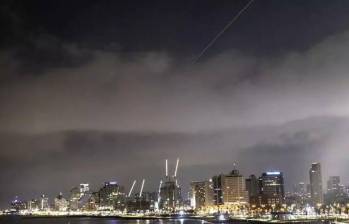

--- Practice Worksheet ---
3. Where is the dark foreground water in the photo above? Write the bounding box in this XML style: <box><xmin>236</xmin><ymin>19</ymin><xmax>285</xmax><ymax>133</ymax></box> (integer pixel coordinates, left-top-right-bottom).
<box><xmin>0</xmin><ymin>217</ymin><xmax>212</xmax><ymax>224</ymax></box>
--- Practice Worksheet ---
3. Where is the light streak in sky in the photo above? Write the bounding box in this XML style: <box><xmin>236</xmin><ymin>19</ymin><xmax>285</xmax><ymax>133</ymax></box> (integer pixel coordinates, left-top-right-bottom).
<box><xmin>194</xmin><ymin>0</ymin><xmax>255</xmax><ymax>63</ymax></box>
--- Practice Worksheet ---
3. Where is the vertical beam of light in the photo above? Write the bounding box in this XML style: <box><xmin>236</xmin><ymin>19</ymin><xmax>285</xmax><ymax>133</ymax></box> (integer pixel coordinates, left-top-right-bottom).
<box><xmin>194</xmin><ymin>0</ymin><xmax>255</xmax><ymax>63</ymax></box>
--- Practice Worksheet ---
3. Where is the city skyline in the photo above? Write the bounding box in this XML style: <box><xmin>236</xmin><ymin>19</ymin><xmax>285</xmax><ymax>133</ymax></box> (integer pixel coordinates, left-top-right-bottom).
<box><xmin>2</xmin><ymin>0</ymin><xmax>349</xmax><ymax>212</ymax></box>
<box><xmin>6</xmin><ymin>160</ymin><xmax>344</xmax><ymax>210</ymax></box>
<box><xmin>8</xmin><ymin>160</ymin><xmax>349</xmax><ymax>217</ymax></box>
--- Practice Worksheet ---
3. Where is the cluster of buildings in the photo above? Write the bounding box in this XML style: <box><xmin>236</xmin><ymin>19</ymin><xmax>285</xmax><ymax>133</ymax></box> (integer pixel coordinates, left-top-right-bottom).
<box><xmin>190</xmin><ymin>163</ymin><xmax>349</xmax><ymax>215</ymax></box>
<box><xmin>9</xmin><ymin>159</ymin><xmax>183</xmax><ymax>214</ymax></box>
<box><xmin>190</xmin><ymin>168</ymin><xmax>285</xmax><ymax>213</ymax></box>
<box><xmin>8</xmin><ymin>161</ymin><xmax>349</xmax><ymax>216</ymax></box>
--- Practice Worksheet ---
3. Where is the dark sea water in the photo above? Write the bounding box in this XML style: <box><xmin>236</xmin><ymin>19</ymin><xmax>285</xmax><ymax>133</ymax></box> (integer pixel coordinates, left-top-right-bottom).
<box><xmin>0</xmin><ymin>217</ymin><xmax>212</xmax><ymax>224</ymax></box>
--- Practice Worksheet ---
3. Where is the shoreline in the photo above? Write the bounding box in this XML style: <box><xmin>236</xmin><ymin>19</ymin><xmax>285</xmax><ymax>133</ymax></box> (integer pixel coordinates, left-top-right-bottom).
<box><xmin>1</xmin><ymin>214</ymin><xmax>346</xmax><ymax>223</ymax></box>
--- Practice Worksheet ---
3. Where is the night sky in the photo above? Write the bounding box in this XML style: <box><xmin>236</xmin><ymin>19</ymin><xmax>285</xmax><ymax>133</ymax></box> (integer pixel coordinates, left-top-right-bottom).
<box><xmin>1</xmin><ymin>0</ymin><xmax>349</xmax><ymax>209</ymax></box>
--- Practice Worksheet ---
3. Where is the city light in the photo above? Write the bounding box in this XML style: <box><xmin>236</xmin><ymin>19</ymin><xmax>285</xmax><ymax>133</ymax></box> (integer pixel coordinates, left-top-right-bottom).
<box><xmin>2</xmin><ymin>161</ymin><xmax>349</xmax><ymax>222</ymax></box>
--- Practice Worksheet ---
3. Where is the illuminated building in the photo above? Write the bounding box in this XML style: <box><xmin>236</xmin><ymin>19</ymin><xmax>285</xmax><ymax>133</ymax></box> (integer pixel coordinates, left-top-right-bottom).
<box><xmin>190</xmin><ymin>180</ymin><xmax>214</xmax><ymax>210</ymax></box>
<box><xmin>324</xmin><ymin>176</ymin><xmax>348</xmax><ymax>204</ymax></box>
<box><xmin>80</xmin><ymin>183</ymin><xmax>90</xmax><ymax>196</ymax></box>
<box><xmin>69</xmin><ymin>186</ymin><xmax>81</xmax><ymax>211</ymax></box>
<box><xmin>40</xmin><ymin>194</ymin><xmax>49</xmax><ymax>211</ymax></box>
<box><xmin>27</xmin><ymin>199</ymin><xmax>40</xmax><ymax>211</ymax></box>
<box><xmin>68</xmin><ymin>183</ymin><xmax>92</xmax><ymax>211</ymax></box>
<box><xmin>87</xmin><ymin>192</ymin><xmax>99</xmax><ymax>211</ymax></box>
<box><xmin>292</xmin><ymin>182</ymin><xmax>306</xmax><ymax>195</ymax></box>
<box><xmin>212</xmin><ymin>175</ymin><xmax>223</xmax><ymax>205</ymax></box>
<box><xmin>159</xmin><ymin>179</ymin><xmax>182</xmax><ymax>211</ymax></box>
<box><xmin>327</xmin><ymin>176</ymin><xmax>340</xmax><ymax>193</ymax></box>
<box><xmin>309</xmin><ymin>162</ymin><xmax>323</xmax><ymax>205</ymax></box>
<box><xmin>127</xmin><ymin>192</ymin><xmax>157</xmax><ymax>211</ymax></box>
<box><xmin>54</xmin><ymin>192</ymin><xmax>68</xmax><ymax>211</ymax></box>
<box><xmin>221</xmin><ymin>169</ymin><xmax>249</xmax><ymax>205</ymax></box>
<box><xmin>259</xmin><ymin>171</ymin><xmax>285</xmax><ymax>206</ymax></box>
<box><xmin>159</xmin><ymin>159</ymin><xmax>182</xmax><ymax>211</ymax></box>
<box><xmin>212</xmin><ymin>168</ymin><xmax>248</xmax><ymax>206</ymax></box>
<box><xmin>11</xmin><ymin>196</ymin><xmax>26</xmax><ymax>211</ymax></box>
<box><xmin>246</xmin><ymin>174</ymin><xmax>259</xmax><ymax>205</ymax></box>
<box><xmin>98</xmin><ymin>181</ymin><xmax>126</xmax><ymax>210</ymax></box>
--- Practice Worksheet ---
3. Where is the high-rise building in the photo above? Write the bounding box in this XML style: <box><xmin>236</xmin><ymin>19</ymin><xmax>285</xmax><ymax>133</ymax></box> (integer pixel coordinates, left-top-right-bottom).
<box><xmin>327</xmin><ymin>176</ymin><xmax>340</xmax><ymax>193</ymax></box>
<box><xmin>212</xmin><ymin>168</ymin><xmax>249</xmax><ymax>206</ymax></box>
<box><xmin>11</xmin><ymin>196</ymin><xmax>27</xmax><ymax>211</ymax></box>
<box><xmin>69</xmin><ymin>186</ymin><xmax>81</xmax><ymax>211</ymax></box>
<box><xmin>324</xmin><ymin>176</ymin><xmax>346</xmax><ymax>204</ymax></box>
<box><xmin>212</xmin><ymin>175</ymin><xmax>223</xmax><ymax>205</ymax></box>
<box><xmin>190</xmin><ymin>180</ymin><xmax>214</xmax><ymax>210</ymax></box>
<box><xmin>54</xmin><ymin>192</ymin><xmax>68</xmax><ymax>211</ymax></box>
<box><xmin>80</xmin><ymin>183</ymin><xmax>89</xmax><ymax>196</ymax></box>
<box><xmin>87</xmin><ymin>192</ymin><xmax>100</xmax><ymax>211</ymax></box>
<box><xmin>159</xmin><ymin>179</ymin><xmax>182</xmax><ymax>211</ymax></box>
<box><xmin>98</xmin><ymin>181</ymin><xmax>125</xmax><ymax>210</ymax></box>
<box><xmin>309</xmin><ymin>163</ymin><xmax>323</xmax><ymax>205</ymax></box>
<box><xmin>159</xmin><ymin>159</ymin><xmax>182</xmax><ymax>211</ymax></box>
<box><xmin>298</xmin><ymin>182</ymin><xmax>306</xmax><ymax>194</ymax></box>
<box><xmin>40</xmin><ymin>194</ymin><xmax>49</xmax><ymax>211</ymax></box>
<box><xmin>27</xmin><ymin>199</ymin><xmax>40</xmax><ymax>211</ymax></box>
<box><xmin>127</xmin><ymin>191</ymin><xmax>158</xmax><ymax>212</ymax></box>
<box><xmin>293</xmin><ymin>182</ymin><xmax>306</xmax><ymax>195</ymax></box>
<box><xmin>221</xmin><ymin>169</ymin><xmax>249</xmax><ymax>205</ymax></box>
<box><xmin>259</xmin><ymin>172</ymin><xmax>285</xmax><ymax>206</ymax></box>
<box><xmin>246</xmin><ymin>174</ymin><xmax>259</xmax><ymax>205</ymax></box>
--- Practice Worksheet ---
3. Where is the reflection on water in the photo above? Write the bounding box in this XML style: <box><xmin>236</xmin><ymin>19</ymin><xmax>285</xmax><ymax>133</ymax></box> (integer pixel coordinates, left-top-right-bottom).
<box><xmin>0</xmin><ymin>217</ymin><xmax>212</xmax><ymax>224</ymax></box>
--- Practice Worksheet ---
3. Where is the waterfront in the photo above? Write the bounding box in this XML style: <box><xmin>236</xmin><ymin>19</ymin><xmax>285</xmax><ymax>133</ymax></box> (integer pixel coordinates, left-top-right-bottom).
<box><xmin>1</xmin><ymin>216</ymin><xmax>346</xmax><ymax>224</ymax></box>
<box><xmin>0</xmin><ymin>217</ymin><xmax>209</xmax><ymax>224</ymax></box>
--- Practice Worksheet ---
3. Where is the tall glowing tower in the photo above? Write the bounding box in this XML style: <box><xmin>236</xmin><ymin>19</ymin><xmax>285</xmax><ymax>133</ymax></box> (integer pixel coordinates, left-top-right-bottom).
<box><xmin>309</xmin><ymin>162</ymin><xmax>323</xmax><ymax>205</ymax></box>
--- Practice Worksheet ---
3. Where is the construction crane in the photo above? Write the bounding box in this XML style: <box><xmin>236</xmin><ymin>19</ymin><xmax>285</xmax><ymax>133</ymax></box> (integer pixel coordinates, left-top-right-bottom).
<box><xmin>165</xmin><ymin>159</ymin><xmax>168</xmax><ymax>177</ymax></box>
<box><xmin>174</xmin><ymin>158</ymin><xmax>179</xmax><ymax>178</ymax></box>
<box><xmin>128</xmin><ymin>180</ymin><xmax>136</xmax><ymax>197</ymax></box>
<box><xmin>139</xmin><ymin>179</ymin><xmax>145</xmax><ymax>197</ymax></box>
<box><xmin>157</xmin><ymin>179</ymin><xmax>163</xmax><ymax>205</ymax></box>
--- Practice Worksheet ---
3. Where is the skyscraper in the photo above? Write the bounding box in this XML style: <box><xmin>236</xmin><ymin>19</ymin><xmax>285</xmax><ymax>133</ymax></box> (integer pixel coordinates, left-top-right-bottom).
<box><xmin>69</xmin><ymin>186</ymin><xmax>81</xmax><ymax>211</ymax></box>
<box><xmin>40</xmin><ymin>194</ymin><xmax>49</xmax><ymax>211</ymax></box>
<box><xmin>98</xmin><ymin>181</ymin><xmax>125</xmax><ymax>210</ymax></box>
<box><xmin>159</xmin><ymin>179</ymin><xmax>182</xmax><ymax>211</ymax></box>
<box><xmin>80</xmin><ymin>183</ymin><xmax>89</xmax><ymax>196</ymax></box>
<box><xmin>190</xmin><ymin>180</ymin><xmax>214</xmax><ymax>210</ymax></box>
<box><xmin>246</xmin><ymin>174</ymin><xmax>259</xmax><ymax>205</ymax></box>
<box><xmin>54</xmin><ymin>192</ymin><xmax>68</xmax><ymax>211</ymax></box>
<box><xmin>327</xmin><ymin>176</ymin><xmax>340</xmax><ymax>193</ymax></box>
<box><xmin>259</xmin><ymin>172</ymin><xmax>285</xmax><ymax>206</ymax></box>
<box><xmin>212</xmin><ymin>175</ymin><xmax>223</xmax><ymax>205</ymax></box>
<box><xmin>221</xmin><ymin>169</ymin><xmax>249</xmax><ymax>205</ymax></box>
<box><xmin>11</xmin><ymin>196</ymin><xmax>27</xmax><ymax>211</ymax></box>
<box><xmin>212</xmin><ymin>168</ymin><xmax>249</xmax><ymax>206</ymax></box>
<box><xmin>309</xmin><ymin>162</ymin><xmax>323</xmax><ymax>205</ymax></box>
<box><xmin>159</xmin><ymin>159</ymin><xmax>182</xmax><ymax>211</ymax></box>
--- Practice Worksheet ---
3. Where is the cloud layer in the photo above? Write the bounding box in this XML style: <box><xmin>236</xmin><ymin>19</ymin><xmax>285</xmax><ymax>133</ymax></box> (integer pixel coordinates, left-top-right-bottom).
<box><xmin>2</xmin><ymin>29</ymin><xmax>349</xmax><ymax>208</ymax></box>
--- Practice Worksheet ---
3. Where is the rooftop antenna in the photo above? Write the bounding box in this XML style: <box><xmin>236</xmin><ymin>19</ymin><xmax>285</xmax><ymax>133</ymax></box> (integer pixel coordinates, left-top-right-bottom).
<box><xmin>174</xmin><ymin>158</ymin><xmax>179</xmax><ymax>177</ymax></box>
<box><xmin>128</xmin><ymin>180</ymin><xmax>136</xmax><ymax>197</ymax></box>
